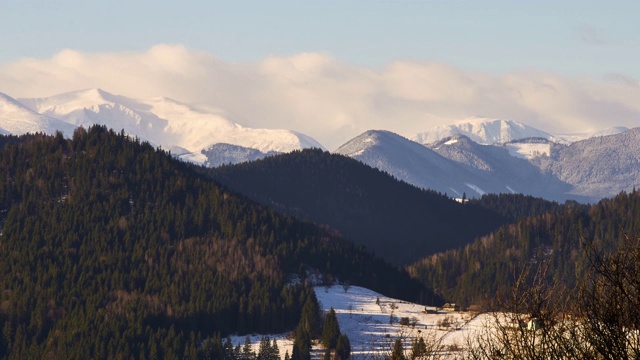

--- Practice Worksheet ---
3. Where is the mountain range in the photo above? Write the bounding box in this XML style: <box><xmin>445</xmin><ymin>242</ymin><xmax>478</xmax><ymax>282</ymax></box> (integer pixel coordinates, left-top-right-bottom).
<box><xmin>3</xmin><ymin>89</ymin><xmax>324</xmax><ymax>165</ymax></box>
<box><xmin>0</xmin><ymin>89</ymin><xmax>637</xmax><ymax>201</ymax></box>
<box><xmin>337</xmin><ymin>124</ymin><xmax>637</xmax><ymax>202</ymax></box>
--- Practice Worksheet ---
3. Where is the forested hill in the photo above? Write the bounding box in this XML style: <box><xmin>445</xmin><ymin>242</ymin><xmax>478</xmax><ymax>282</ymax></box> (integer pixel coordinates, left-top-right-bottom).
<box><xmin>409</xmin><ymin>190</ymin><xmax>640</xmax><ymax>307</ymax></box>
<box><xmin>209</xmin><ymin>149</ymin><xmax>508</xmax><ymax>265</ymax></box>
<box><xmin>468</xmin><ymin>193</ymin><xmax>586</xmax><ymax>223</ymax></box>
<box><xmin>0</xmin><ymin>127</ymin><xmax>435</xmax><ymax>360</ymax></box>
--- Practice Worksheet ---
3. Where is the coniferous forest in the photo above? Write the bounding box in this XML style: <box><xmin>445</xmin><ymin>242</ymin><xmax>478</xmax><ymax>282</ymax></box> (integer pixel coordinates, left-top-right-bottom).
<box><xmin>210</xmin><ymin>149</ymin><xmax>509</xmax><ymax>265</ymax></box>
<box><xmin>409</xmin><ymin>190</ymin><xmax>640</xmax><ymax>307</ymax></box>
<box><xmin>0</xmin><ymin>127</ymin><xmax>435</xmax><ymax>359</ymax></box>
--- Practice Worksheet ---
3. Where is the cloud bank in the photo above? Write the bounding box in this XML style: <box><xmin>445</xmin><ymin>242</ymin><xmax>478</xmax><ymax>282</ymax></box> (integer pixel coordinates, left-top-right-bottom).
<box><xmin>1</xmin><ymin>44</ymin><xmax>639</xmax><ymax>149</ymax></box>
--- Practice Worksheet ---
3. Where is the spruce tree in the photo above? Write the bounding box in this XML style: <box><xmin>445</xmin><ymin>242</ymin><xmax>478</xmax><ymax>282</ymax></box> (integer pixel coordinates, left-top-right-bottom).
<box><xmin>321</xmin><ymin>308</ymin><xmax>340</xmax><ymax>349</ymax></box>
<box><xmin>336</xmin><ymin>334</ymin><xmax>351</xmax><ymax>359</ymax></box>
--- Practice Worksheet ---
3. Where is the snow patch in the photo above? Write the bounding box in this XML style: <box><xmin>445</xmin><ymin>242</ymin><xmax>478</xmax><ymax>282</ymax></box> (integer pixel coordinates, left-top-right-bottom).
<box><xmin>464</xmin><ymin>183</ymin><xmax>486</xmax><ymax>196</ymax></box>
<box><xmin>504</xmin><ymin>142</ymin><xmax>550</xmax><ymax>159</ymax></box>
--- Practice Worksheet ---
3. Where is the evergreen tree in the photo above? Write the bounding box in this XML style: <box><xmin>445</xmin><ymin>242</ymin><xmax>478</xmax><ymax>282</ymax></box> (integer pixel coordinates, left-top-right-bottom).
<box><xmin>321</xmin><ymin>308</ymin><xmax>340</xmax><ymax>349</ymax></box>
<box><xmin>291</xmin><ymin>326</ymin><xmax>311</xmax><ymax>360</ymax></box>
<box><xmin>335</xmin><ymin>334</ymin><xmax>351</xmax><ymax>359</ymax></box>
<box><xmin>241</xmin><ymin>336</ymin><xmax>255</xmax><ymax>360</ymax></box>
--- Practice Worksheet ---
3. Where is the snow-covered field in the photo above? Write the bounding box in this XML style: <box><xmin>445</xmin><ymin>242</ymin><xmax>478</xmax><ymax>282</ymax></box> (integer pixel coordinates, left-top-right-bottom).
<box><xmin>232</xmin><ymin>285</ymin><xmax>492</xmax><ymax>359</ymax></box>
<box><xmin>504</xmin><ymin>142</ymin><xmax>551</xmax><ymax>159</ymax></box>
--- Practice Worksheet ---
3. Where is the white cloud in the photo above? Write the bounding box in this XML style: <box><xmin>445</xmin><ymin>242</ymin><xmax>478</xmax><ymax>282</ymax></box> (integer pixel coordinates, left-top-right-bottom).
<box><xmin>1</xmin><ymin>44</ymin><xmax>639</xmax><ymax>149</ymax></box>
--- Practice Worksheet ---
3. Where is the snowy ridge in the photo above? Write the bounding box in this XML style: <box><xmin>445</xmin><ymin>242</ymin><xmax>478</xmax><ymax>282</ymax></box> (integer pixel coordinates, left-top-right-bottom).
<box><xmin>15</xmin><ymin>89</ymin><xmax>325</xmax><ymax>165</ymax></box>
<box><xmin>335</xmin><ymin>130</ymin><xmax>486</xmax><ymax>197</ymax></box>
<box><xmin>413</xmin><ymin>117</ymin><xmax>556</xmax><ymax>145</ymax></box>
<box><xmin>0</xmin><ymin>92</ymin><xmax>76</xmax><ymax>137</ymax></box>
<box><xmin>335</xmin><ymin>130</ymin><xmax>575</xmax><ymax>201</ymax></box>
<box><xmin>555</xmin><ymin>126</ymin><xmax>630</xmax><ymax>143</ymax></box>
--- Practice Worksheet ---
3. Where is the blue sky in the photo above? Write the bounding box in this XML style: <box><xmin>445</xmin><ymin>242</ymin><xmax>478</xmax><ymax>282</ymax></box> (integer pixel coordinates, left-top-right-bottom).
<box><xmin>1</xmin><ymin>1</ymin><xmax>639</xmax><ymax>148</ymax></box>
<box><xmin>3</xmin><ymin>1</ymin><xmax>639</xmax><ymax>77</ymax></box>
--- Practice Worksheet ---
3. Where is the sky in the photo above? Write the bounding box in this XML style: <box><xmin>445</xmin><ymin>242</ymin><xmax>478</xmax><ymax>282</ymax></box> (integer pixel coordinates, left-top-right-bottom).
<box><xmin>1</xmin><ymin>0</ymin><xmax>640</xmax><ymax>149</ymax></box>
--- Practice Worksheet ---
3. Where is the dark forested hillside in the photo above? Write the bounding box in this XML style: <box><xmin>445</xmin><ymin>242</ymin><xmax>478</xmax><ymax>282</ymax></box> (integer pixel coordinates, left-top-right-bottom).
<box><xmin>0</xmin><ymin>127</ymin><xmax>435</xmax><ymax>360</ymax></box>
<box><xmin>468</xmin><ymin>193</ymin><xmax>587</xmax><ymax>223</ymax></box>
<box><xmin>209</xmin><ymin>149</ymin><xmax>508</xmax><ymax>265</ymax></box>
<box><xmin>409</xmin><ymin>191</ymin><xmax>640</xmax><ymax>307</ymax></box>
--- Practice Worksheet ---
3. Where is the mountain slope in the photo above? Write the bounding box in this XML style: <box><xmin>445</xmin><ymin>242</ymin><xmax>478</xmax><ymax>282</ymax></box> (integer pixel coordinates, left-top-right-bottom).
<box><xmin>335</xmin><ymin>130</ymin><xmax>487</xmax><ymax>197</ymax></box>
<box><xmin>427</xmin><ymin>135</ymin><xmax>574</xmax><ymax>201</ymax></box>
<box><xmin>0</xmin><ymin>92</ymin><xmax>76</xmax><ymax>137</ymax></box>
<box><xmin>532</xmin><ymin>127</ymin><xmax>640</xmax><ymax>199</ymax></box>
<box><xmin>413</xmin><ymin>118</ymin><xmax>555</xmax><ymax>145</ymax></box>
<box><xmin>409</xmin><ymin>191</ymin><xmax>640</xmax><ymax>307</ymax></box>
<box><xmin>18</xmin><ymin>88</ymin><xmax>325</xmax><ymax>164</ymax></box>
<box><xmin>210</xmin><ymin>148</ymin><xmax>508</xmax><ymax>265</ymax></box>
<box><xmin>335</xmin><ymin>130</ymin><xmax>576</xmax><ymax>201</ymax></box>
<box><xmin>0</xmin><ymin>127</ymin><xmax>429</xmax><ymax>359</ymax></box>
<box><xmin>555</xmin><ymin>126</ymin><xmax>629</xmax><ymax>143</ymax></box>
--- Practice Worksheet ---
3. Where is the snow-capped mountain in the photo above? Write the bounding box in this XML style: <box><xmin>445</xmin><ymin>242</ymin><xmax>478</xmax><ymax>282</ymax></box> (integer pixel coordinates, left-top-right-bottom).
<box><xmin>0</xmin><ymin>92</ymin><xmax>76</xmax><ymax>137</ymax></box>
<box><xmin>202</xmin><ymin>143</ymin><xmax>279</xmax><ymax>168</ymax></box>
<box><xmin>532</xmin><ymin>127</ymin><xmax>640</xmax><ymax>199</ymax></box>
<box><xmin>336</xmin><ymin>124</ymin><xmax>638</xmax><ymax>201</ymax></box>
<box><xmin>427</xmin><ymin>135</ymin><xmax>573</xmax><ymax>200</ymax></box>
<box><xmin>413</xmin><ymin>117</ymin><xmax>556</xmax><ymax>146</ymax></box>
<box><xmin>334</xmin><ymin>130</ymin><xmax>575</xmax><ymax>200</ymax></box>
<box><xmin>335</xmin><ymin>130</ymin><xmax>480</xmax><ymax>197</ymax></box>
<box><xmin>16</xmin><ymin>89</ymin><xmax>324</xmax><ymax>165</ymax></box>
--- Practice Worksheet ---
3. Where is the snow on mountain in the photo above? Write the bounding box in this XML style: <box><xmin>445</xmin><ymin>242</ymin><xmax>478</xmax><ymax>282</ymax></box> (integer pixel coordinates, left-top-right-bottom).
<box><xmin>335</xmin><ymin>130</ymin><xmax>577</xmax><ymax>200</ymax></box>
<box><xmin>18</xmin><ymin>89</ymin><xmax>325</xmax><ymax>165</ymax></box>
<box><xmin>202</xmin><ymin>143</ymin><xmax>279</xmax><ymax>167</ymax></box>
<box><xmin>503</xmin><ymin>138</ymin><xmax>552</xmax><ymax>159</ymax></box>
<box><xmin>532</xmin><ymin>127</ymin><xmax>640</xmax><ymax>199</ymax></box>
<box><xmin>555</xmin><ymin>126</ymin><xmax>630</xmax><ymax>143</ymax></box>
<box><xmin>427</xmin><ymin>135</ymin><xmax>573</xmax><ymax>201</ymax></box>
<box><xmin>0</xmin><ymin>92</ymin><xmax>76</xmax><ymax>137</ymax></box>
<box><xmin>335</xmin><ymin>130</ymin><xmax>486</xmax><ymax>197</ymax></box>
<box><xmin>413</xmin><ymin>117</ymin><xmax>556</xmax><ymax>146</ymax></box>
<box><xmin>230</xmin><ymin>284</ymin><xmax>489</xmax><ymax>358</ymax></box>
<box><xmin>315</xmin><ymin>285</ymin><xmax>486</xmax><ymax>358</ymax></box>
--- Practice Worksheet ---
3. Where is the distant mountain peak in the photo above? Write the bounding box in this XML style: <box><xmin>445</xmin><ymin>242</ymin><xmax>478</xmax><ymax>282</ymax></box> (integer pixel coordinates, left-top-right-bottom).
<box><xmin>0</xmin><ymin>91</ymin><xmax>76</xmax><ymax>137</ymax></box>
<box><xmin>8</xmin><ymin>89</ymin><xmax>326</xmax><ymax>165</ymax></box>
<box><xmin>413</xmin><ymin>118</ymin><xmax>553</xmax><ymax>146</ymax></box>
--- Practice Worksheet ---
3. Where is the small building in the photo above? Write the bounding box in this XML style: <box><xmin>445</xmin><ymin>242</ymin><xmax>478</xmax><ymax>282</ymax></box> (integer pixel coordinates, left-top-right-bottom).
<box><xmin>442</xmin><ymin>303</ymin><xmax>460</xmax><ymax>312</ymax></box>
<box><xmin>424</xmin><ymin>306</ymin><xmax>438</xmax><ymax>314</ymax></box>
